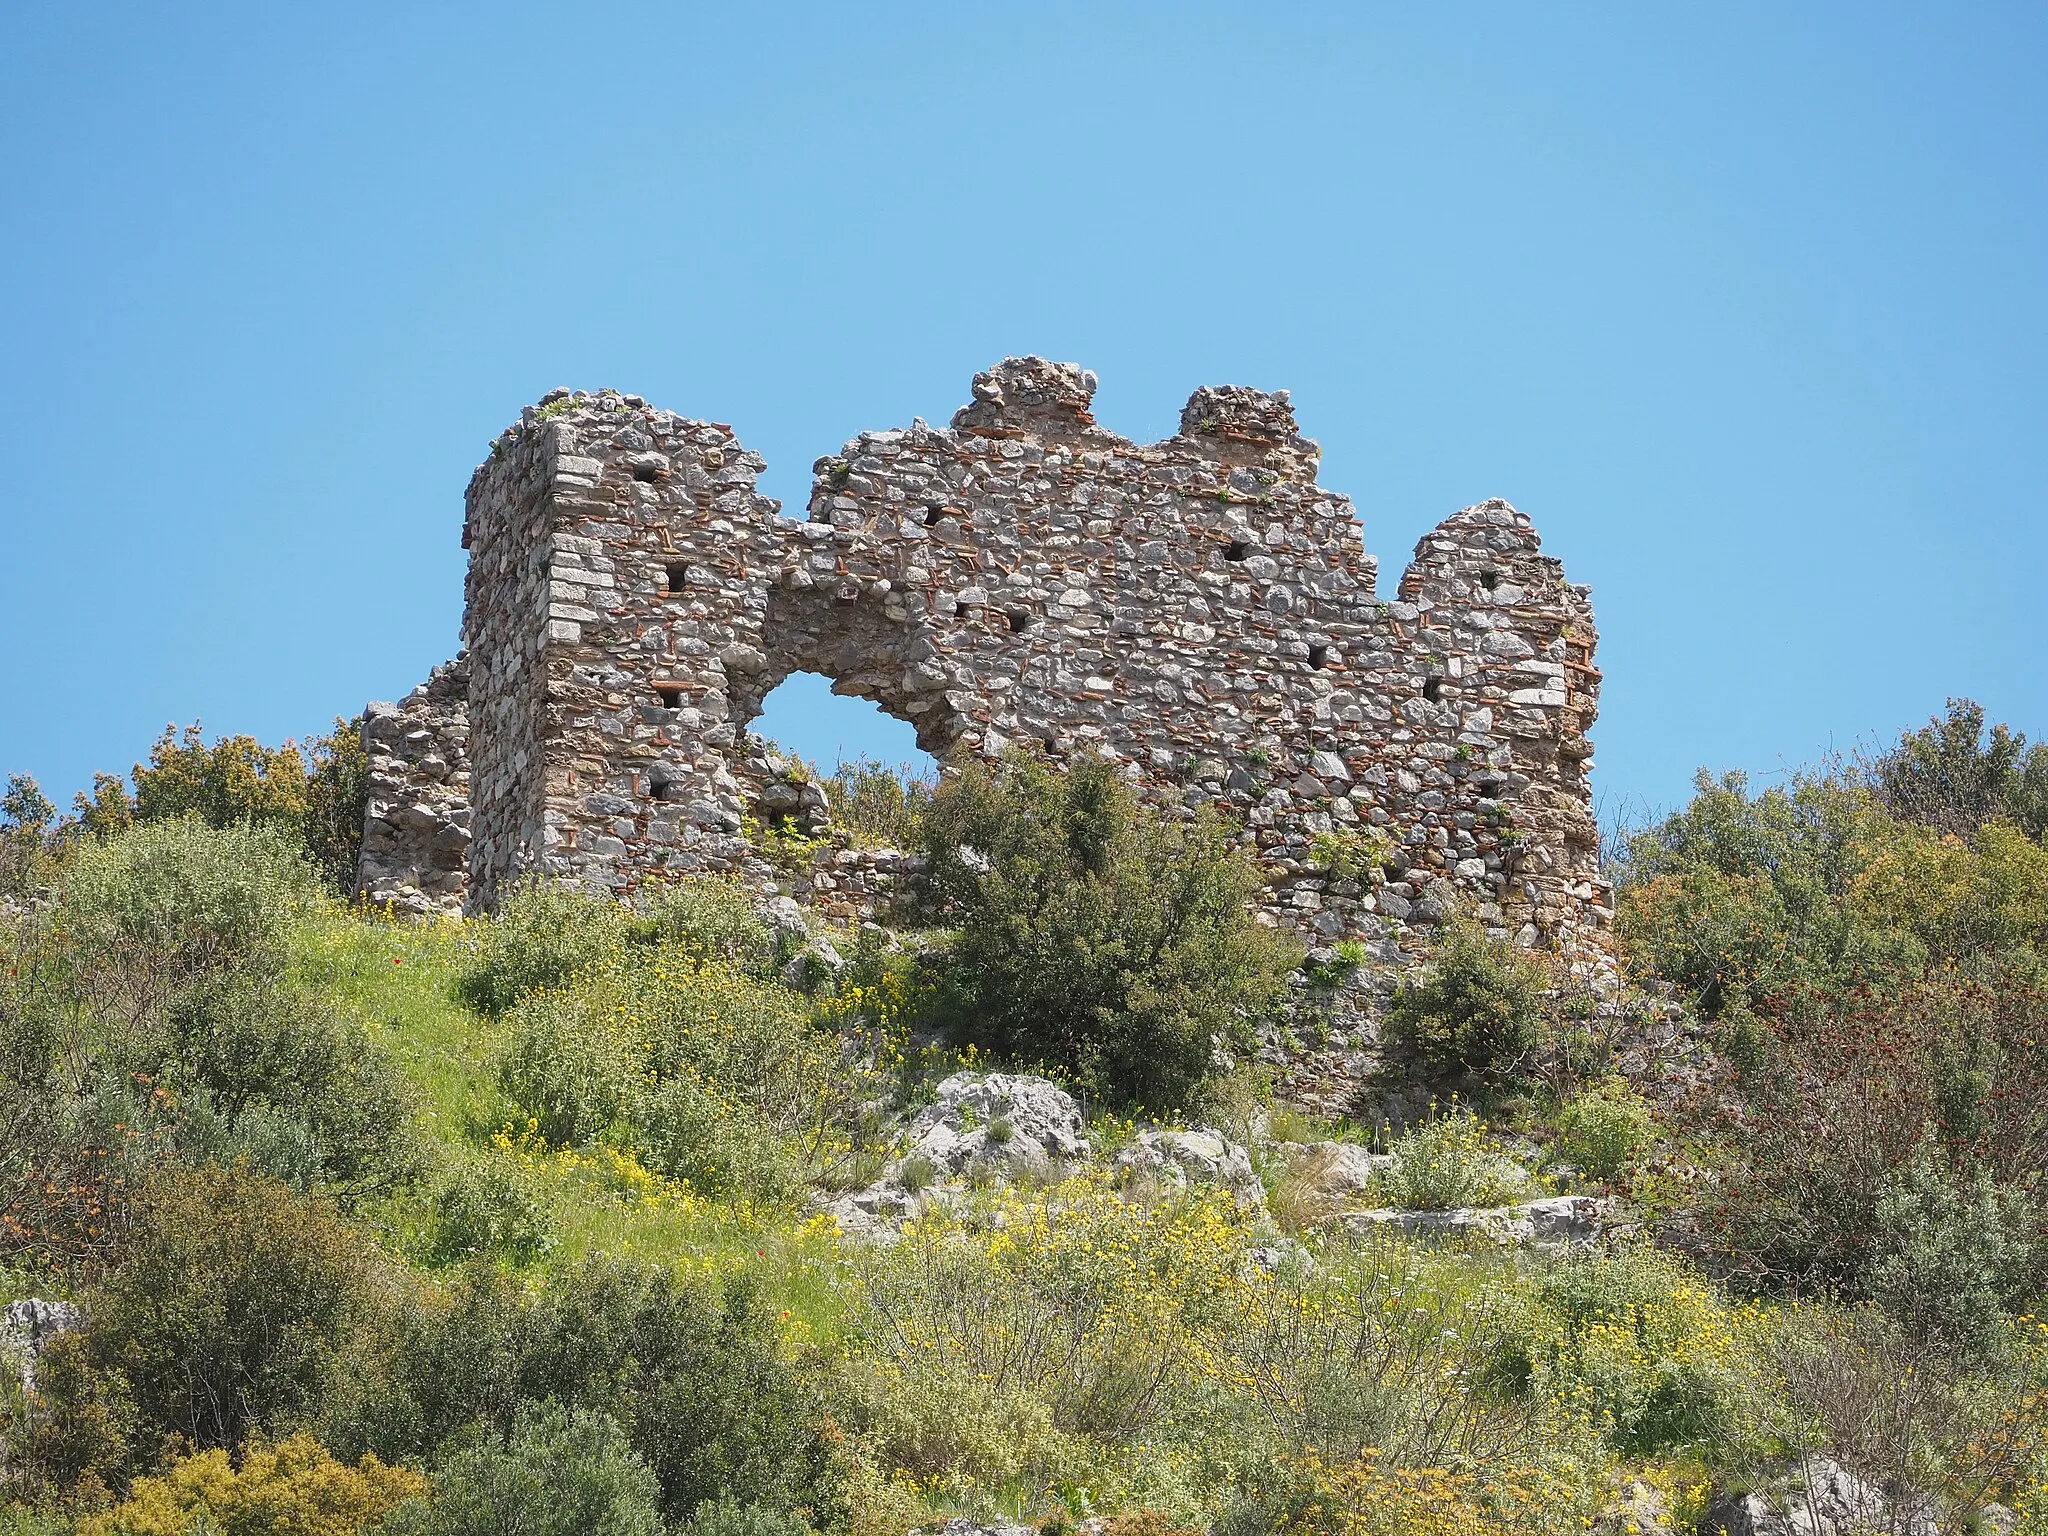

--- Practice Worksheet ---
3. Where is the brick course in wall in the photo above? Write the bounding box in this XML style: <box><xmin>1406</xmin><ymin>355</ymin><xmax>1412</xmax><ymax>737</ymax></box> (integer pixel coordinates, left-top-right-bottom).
<box><xmin>358</xmin><ymin>358</ymin><xmax>1611</xmax><ymax>957</ymax></box>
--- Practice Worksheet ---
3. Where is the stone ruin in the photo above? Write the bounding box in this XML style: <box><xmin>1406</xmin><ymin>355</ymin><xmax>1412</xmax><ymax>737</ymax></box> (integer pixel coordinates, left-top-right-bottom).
<box><xmin>358</xmin><ymin>358</ymin><xmax>1611</xmax><ymax>961</ymax></box>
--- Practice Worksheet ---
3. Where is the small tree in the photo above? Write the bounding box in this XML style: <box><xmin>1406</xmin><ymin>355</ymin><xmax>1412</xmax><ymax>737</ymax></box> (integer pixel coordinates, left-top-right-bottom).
<box><xmin>385</xmin><ymin>1401</ymin><xmax>666</xmax><ymax>1536</ymax></box>
<box><xmin>72</xmin><ymin>1163</ymin><xmax>379</xmax><ymax>1457</ymax></box>
<box><xmin>303</xmin><ymin>716</ymin><xmax>370</xmax><ymax>895</ymax></box>
<box><xmin>1</xmin><ymin>773</ymin><xmax>56</xmax><ymax>898</ymax></box>
<box><xmin>917</xmin><ymin>753</ymin><xmax>1301</xmax><ymax>1113</ymax></box>
<box><xmin>1870</xmin><ymin>697</ymin><xmax>2048</xmax><ymax>843</ymax></box>
<box><xmin>1384</xmin><ymin>916</ymin><xmax>1552</xmax><ymax>1092</ymax></box>
<box><xmin>132</xmin><ymin>723</ymin><xmax>311</xmax><ymax>832</ymax></box>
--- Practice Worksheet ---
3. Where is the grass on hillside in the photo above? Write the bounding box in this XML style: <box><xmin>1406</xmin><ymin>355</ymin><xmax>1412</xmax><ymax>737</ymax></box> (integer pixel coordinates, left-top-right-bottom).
<box><xmin>288</xmin><ymin>906</ymin><xmax>852</xmax><ymax>1338</ymax></box>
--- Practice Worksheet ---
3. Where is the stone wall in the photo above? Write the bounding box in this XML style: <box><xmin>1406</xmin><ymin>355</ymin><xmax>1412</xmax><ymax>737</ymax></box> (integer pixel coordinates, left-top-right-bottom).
<box><xmin>360</xmin><ymin>358</ymin><xmax>1610</xmax><ymax>956</ymax></box>
<box><xmin>356</xmin><ymin>658</ymin><xmax>470</xmax><ymax>914</ymax></box>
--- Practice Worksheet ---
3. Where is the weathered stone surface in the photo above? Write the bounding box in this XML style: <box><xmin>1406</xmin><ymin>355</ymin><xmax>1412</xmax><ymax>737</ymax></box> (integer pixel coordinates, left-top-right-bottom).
<box><xmin>822</xmin><ymin>1071</ymin><xmax>1091</xmax><ymax>1237</ymax></box>
<box><xmin>1329</xmin><ymin>1193</ymin><xmax>1607</xmax><ymax>1249</ymax></box>
<box><xmin>1705</xmin><ymin>1457</ymin><xmax>1937</xmax><ymax>1536</ymax></box>
<box><xmin>2</xmin><ymin>1297</ymin><xmax>80</xmax><ymax>1392</ymax></box>
<box><xmin>904</xmin><ymin>1071</ymin><xmax>1092</xmax><ymax>1174</ymax></box>
<box><xmin>356</xmin><ymin>658</ymin><xmax>470</xmax><ymax>914</ymax></box>
<box><xmin>1277</xmin><ymin>1139</ymin><xmax>1392</xmax><ymax>1196</ymax></box>
<box><xmin>360</xmin><ymin>360</ymin><xmax>1609</xmax><ymax>958</ymax></box>
<box><xmin>1115</xmin><ymin>1127</ymin><xmax>1264</xmax><ymax>1206</ymax></box>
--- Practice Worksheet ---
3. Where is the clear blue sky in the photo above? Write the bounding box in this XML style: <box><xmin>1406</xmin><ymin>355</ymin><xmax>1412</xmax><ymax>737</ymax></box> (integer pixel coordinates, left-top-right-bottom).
<box><xmin>4</xmin><ymin>4</ymin><xmax>2044</xmax><ymax>825</ymax></box>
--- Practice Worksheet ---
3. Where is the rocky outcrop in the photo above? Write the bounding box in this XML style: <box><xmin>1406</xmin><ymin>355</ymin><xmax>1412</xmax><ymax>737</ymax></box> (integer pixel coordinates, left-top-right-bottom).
<box><xmin>822</xmin><ymin>1072</ymin><xmax>1270</xmax><ymax>1237</ymax></box>
<box><xmin>2</xmin><ymin>1297</ymin><xmax>80</xmax><ymax>1392</ymax></box>
<box><xmin>1328</xmin><ymin>1194</ymin><xmax>1608</xmax><ymax>1249</ymax></box>
<box><xmin>1115</xmin><ymin>1127</ymin><xmax>1264</xmax><ymax>1207</ymax></box>
<box><xmin>1705</xmin><ymin>1457</ymin><xmax>1938</xmax><ymax>1536</ymax></box>
<box><xmin>1276</xmin><ymin>1139</ymin><xmax>1392</xmax><ymax>1197</ymax></box>
<box><xmin>900</xmin><ymin>1072</ymin><xmax>1093</xmax><ymax>1178</ymax></box>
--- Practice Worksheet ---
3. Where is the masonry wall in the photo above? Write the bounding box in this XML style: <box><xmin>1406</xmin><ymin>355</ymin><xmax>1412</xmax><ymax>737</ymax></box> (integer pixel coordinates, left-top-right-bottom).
<box><xmin>359</xmin><ymin>359</ymin><xmax>1610</xmax><ymax>955</ymax></box>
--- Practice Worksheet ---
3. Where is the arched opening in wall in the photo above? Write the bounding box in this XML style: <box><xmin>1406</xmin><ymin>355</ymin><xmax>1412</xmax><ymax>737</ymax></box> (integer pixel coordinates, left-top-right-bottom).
<box><xmin>728</xmin><ymin>586</ymin><xmax>961</xmax><ymax>849</ymax></box>
<box><xmin>747</xmin><ymin>674</ymin><xmax>938</xmax><ymax>846</ymax></box>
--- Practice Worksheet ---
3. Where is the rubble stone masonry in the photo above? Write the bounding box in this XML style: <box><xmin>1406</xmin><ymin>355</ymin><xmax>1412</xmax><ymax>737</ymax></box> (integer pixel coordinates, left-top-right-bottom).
<box><xmin>359</xmin><ymin>358</ymin><xmax>1610</xmax><ymax>959</ymax></box>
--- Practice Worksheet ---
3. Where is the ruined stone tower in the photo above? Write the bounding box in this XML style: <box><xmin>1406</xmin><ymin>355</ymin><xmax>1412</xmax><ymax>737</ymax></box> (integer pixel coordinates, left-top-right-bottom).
<box><xmin>358</xmin><ymin>358</ymin><xmax>1610</xmax><ymax>959</ymax></box>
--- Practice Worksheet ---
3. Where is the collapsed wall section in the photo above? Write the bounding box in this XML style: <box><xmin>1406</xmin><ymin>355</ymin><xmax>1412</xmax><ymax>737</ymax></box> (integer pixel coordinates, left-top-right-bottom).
<box><xmin>356</xmin><ymin>658</ymin><xmax>470</xmax><ymax>914</ymax></box>
<box><xmin>360</xmin><ymin>359</ymin><xmax>1610</xmax><ymax>956</ymax></box>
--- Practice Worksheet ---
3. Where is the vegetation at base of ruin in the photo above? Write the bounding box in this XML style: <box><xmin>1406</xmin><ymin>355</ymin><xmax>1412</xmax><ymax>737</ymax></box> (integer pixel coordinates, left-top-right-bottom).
<box><xmin>915</xmin><ymin>753</ymin><xmax>1304</xmax><ymax>1115</ymax></box>
<box><xmin>1</xmin><ymin>700</ymin><xmax>2048</xmax><ymax>1532</ymax></box>
<box><xmin>1304</xmin><ymin>826</ymin><xmax>1390</xmax><ymax>888</ymax></box>
<box><xmin>1381</xmin><ymin>916</ymin><xmax>1561</xmax><ymax>1097</ymax></box>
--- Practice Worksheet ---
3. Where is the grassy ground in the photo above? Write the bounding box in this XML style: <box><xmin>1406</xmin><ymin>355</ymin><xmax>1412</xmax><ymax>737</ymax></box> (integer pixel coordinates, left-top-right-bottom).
<box><xmin>288</xmin><ymin>905</ymin><xmax>851</xmax><ymax>1338</ymax></box>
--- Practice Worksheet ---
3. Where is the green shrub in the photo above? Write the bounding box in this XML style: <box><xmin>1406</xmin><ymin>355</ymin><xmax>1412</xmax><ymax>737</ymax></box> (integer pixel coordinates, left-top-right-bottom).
<box><xmin>459</xmin><ymin>880</ymin><xmax>633</xmax><ymax>1016</ymax></box>
<box><xmin>1869</xmin><ymin>696</ymin><xmax>2048</xmax><ymax>843</ymax></box>
<box><xmin>917</xmin><ymin>753</ymin><xmax>1301</xmax><ymax>1113</ymax></box>
<box><xmin>1867</xmin><ymin>1129</ymin><xmax>2030</xmax><ymax>1360</ymax></box>
<box><xmin>1305</xmin><ymin>825</ymin><xmax>1391</xmax><ymax>886</ymax></box>
<box><xmin>496</xmin><ymin>942</ymin><xmax>853</xmax><ymax>1201</ymax></box>
<box><xmin>55</xmin><ymin>817</ymin><xmax>319</xmax><ymax>998</ymax></box>
<box><xmin>302</xmin><ymin>717</ymin><xmax>370</xmax><ymax>895</ymax></box>
<box><xmin>348</xmin><ymin>1258</ymin><xmax>840</xmax><ymax>1528</ymax></box>
<box><xmin>74</xmin><ymin>1432</ymin><xmax>426</xmax><ymax>1536</ymax></box>
<box><xmin>1536</xmin><ymin>1245</ymin><xmax>1773</xmax><ymax>1463</ymax></box>
<box><xmin>822</xmin><ymin>757</ymin><xmax>933</xmax><ymax>850</ymax></box>
<box><xmin>1552</xmin><ymin>1077</ymin><xmax>1656</xmax><ymax>1185</ymax></box>
<box><xmin>633</xmin><ymin>1075</ymin><xmax>801</xmax><ymax>1204</ymax></box>
<box><xmin>496</xmin><ymin>983</ymin><xmax>643</xmax><ymax>1146</ymax></box>
<box><xmin>684</xmin><ymin>1496</ymin><xmax>817</xmax><ymax>1536</ymax></box>
<box><xmin>1</xmin><ymin>773</ymin><xmax>58</xmax><ymax>900</ymax></box>
<box><xmin>1384</xmin><ymin>918</ymin><xmax>1552</xmax><ymax>1092</ymax></box>
<box><xmin>426</xmin><ymin>1154</ymin><xmax>557</xmax><ymax>1267</ymax></box>
<box><xmin>1</xmin><ymin>821</ymin><xmax>411</xmax><ymax>1278</ymax></box>
<box><xmin>161</xmin><ymin>975</ymin><xmax>418</xmax><ymax>1201</ymax></box>
<box><xmin>643</xmin><ymin>877</ymin><xmax>777</xmax><ymax>975</ymax></box>
<box><xmin>1614</xmin><ymin>767</ymin><xmax>1912</xmax><ymax>1017</ymax></box>
<box><xmin>1373</xmin><ymin>1108</ymin><xmax>1524</xmax><ymax>1211</ymax></box>
<box><xmin>71</xmin><ymin>1162</ymin><xmax>378</xmax><ymax>1457</ymax></box>
<box><xmin>385</xmin><ymin>1401</ymin><xmax>665</xmax><ymax>1536</ymax></box>
<box><xmin>1694</xmin><ymin>970</ymin><xmax>2048</xmax><ymax>1305</ymax></box>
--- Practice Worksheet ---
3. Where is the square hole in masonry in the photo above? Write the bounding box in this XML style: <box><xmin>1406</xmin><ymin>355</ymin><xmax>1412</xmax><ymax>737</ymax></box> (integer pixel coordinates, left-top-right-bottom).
<box><xmin>663</xmin><ymin>562</ymin><xmax>689</xmax><ymax>594</ymax></box>
<box><xmin>653</xmin><ymin>682</ymin><xmax>684</xmax><ymax>708</ymax></box>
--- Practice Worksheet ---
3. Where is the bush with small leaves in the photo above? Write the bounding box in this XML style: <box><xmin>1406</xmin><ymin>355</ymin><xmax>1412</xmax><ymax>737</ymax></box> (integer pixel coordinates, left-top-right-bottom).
<box><xmin>67</xmin><ymin>1163</ymin><xmax>379</xmax><ymax>1460</ymax></box>
<box><xmin>496</xmin><ymin>940</ymin><xmax>852</xmax><ymax>1202</ymax></box>
<box><xmin>1869</xmin><ymin>697</ymin><xmax>2048</xmax><ymax>843</ymax></box>
<box><xmin>1373</xmin><ymin>1108</ymin><xmax>1525</xmax><ymax>1212</ymax></box>
<box><xmin>458</xmin><ymin>880</ymin><xmax>634</xmax><ymax>1016</ymax></box>
<box><xmin>382</xmin><ymin>1401</ymin><xmax>666</xmax><ymax>1536</ymax></box>
<box><xmin>684</xmin><ymin>1495</ymin><xmax>817</xmax><ymax>1536</ymax></box>
<box><xmin>345</xmin><ymin>1257</ymin><xmax>841</xmax><ymax>1529</ymax></box>
<box><xmin>1536</xmin><ymin>1244</ymin><xmax>1775</xmax><ymax>1465</ymax></box>
<box><xmin>1867</xmin><ymin>1129</ymin><xmax>2031</xmax><ymax>1360</ymax></box>
<box><xmin>426</xmin><ymin>1153</ymin><xmax>557</xmax><ymax>1267</ymax></box>
<box><xmin>55</xmin><ymin>817</ymin><xmax>320</xmax><ymax>1002</ymax></box>
<box><xmin>74</xmin><ymin>1432</ymin><xmax>425</xmax><ymax>1536</ymax></box>
<box><xmin>642</xmin><ymin>876</ymin><xmax>778</xmax><ymax>975</ymax></box>
<box><xmin>1552</xmin><ymin>1077</ymin><xmax>1657</xmax><ymax>1186</ymax></box>
<box><xmin>821</xmin><ymin>757</ymin><xmax>933</xmax><ymax>851</ymax></box>
<box><xmin>1384</xmin><ymin>917</ymin><xmax>1552</xmax><ymax>1093</ymax></box>
<box><xmin>918</xmin><ymin>753</ymin><xmax>1301</xmax><ymax>1113</ymax></box>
